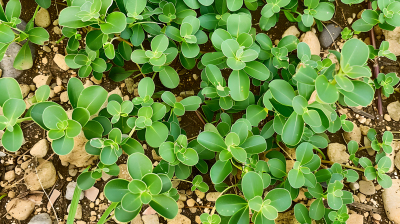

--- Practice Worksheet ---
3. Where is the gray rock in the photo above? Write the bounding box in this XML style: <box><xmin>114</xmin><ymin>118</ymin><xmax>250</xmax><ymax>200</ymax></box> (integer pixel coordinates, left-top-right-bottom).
<box><xmin>65</xmin><ymin>182</ymin><xmax>84</xmax><ymax>200</ymax></box>
<box><xmin>0</xmin><ymin>20</ymin><xmax>36</xmax><ymax>78</ymax></box>
<box><xmin>319</xmin><ymin>24</ymin><xmax>342</xmax><ymax>48</ymax></box>
<box><xmin>359</xmin><ymin>180</ymin><xmax>375</xmax><ymax>195</ymax></box>
<box><xmin>28</xmin><ymin>213</ymin><xmax>52</xmax><ymax>224</ymax></box>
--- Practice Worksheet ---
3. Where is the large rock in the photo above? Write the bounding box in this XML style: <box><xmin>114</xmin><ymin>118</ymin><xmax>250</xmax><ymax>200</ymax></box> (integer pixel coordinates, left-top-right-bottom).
<box><xmin>6</xmin><ymin>198</ymin><xmax>35</xmax><ymax>220</ymax></box>
<box><xmin>327</xmin><ymin>143</ymin><xmax>350</xmax><ymax>164</ymax></box>
<box><xmin>282</xmin><ymin>26</ymin><xmax>300</xmax><ymax>38</ymax></box>
<box><xmin>275</xmin><ymin>210</ymin><xmax>299</xmax><ymax>224</ymax></box>
<box><xmin>319</xmin><ymin>24</ymin><xmax>342</xmax><ymax>48</ymax></box>
<box><xmin>59</xmin><ymin>131</ymin><xmax>97</xmax><ymax>167</ymax></box>
<box><xmin>387</xmin><ymin>101</ymin><xmax>400</xmax><ymax>121</ymax></box>
<box><xmin>344</xmin><ymin>122</ymin><xmax>361</xmax><ymax>144</ymax></box>
<box><xmin>382</xmin><ymin>179</ymin><xmax>400</xmax><ymax>223</ymax></box>
<box><xmin>35</xmin><ymin>8</ymin><xmax>51</xmax><ymax>28</ymax></box>
<box><xmin>30</xmin><ymin>139</ymin><xmax>49</xmax><ymax>158</ymax></box>
<box><xmin>25</xmin><ymin>159</ymin><xmax>57</xmax><ymax>190</ymax></box>
<box><xmin>383</xmin><ymin>27</ymin><xmax>400</xmax><ymax>56</ymax></box>
<box><xmin>300</xmin><ymin>31</ymin><xmax>320</xmax><ymax>56</ymax></box>
<box><xmin>28</xmin><ymin>213</ymin><xmax>52</xmax><ymax>224</ymax></box>
<box><xmin>0</xmin><ymin>43</ymin><xmax>23</xmax><ymax>78</ymax></box>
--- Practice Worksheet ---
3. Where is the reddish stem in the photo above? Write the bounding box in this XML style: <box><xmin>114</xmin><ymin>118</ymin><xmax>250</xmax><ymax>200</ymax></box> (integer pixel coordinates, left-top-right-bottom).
<box><xmin>368</xmin><ymin>1</ymin><xmax>383</xmax><ymax>116</ymax></box>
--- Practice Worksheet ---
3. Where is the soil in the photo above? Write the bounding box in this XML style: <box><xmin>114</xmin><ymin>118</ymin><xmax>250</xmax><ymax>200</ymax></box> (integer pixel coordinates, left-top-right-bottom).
<box><xmin>1</xmin><ymin>0</ymin><xmax>400</xmax><ymax>223</ymax></box>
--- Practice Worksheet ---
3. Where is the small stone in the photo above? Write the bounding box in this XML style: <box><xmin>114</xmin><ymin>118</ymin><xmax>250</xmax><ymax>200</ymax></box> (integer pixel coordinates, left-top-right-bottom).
<box><xmin>142</xmin><ymin>214</ymin><xmax>159</xmax><ymax>224</ymax></box>
<box><xmin>360</xmin><ymin>125</ymin><xmax>369</xmax><ymax>135</ymax></box>
<box><xmin>53</xmin><ymin>26</ymin><xmax>62</xmax><ymax>35</ymax></box>
<box><xmin>8</xmin><ymin>191</ymin><xmax>15</xmax><ymax>198</ymax></box>
<box><xmin>372</xmin><ymin>213</ymin><xmax>381</xmax><ymax>220</ymax></box>
<box><xmin>347</xmin><ymin>213</ymin><xmax>364</xmax><ymax>224</ymax></box>
<box><xmin>54</xmin><ymin>86</ymin><xmax>63</xmax><ymax>93</ymax></box>
<box><xmin>60</xmin><ymin>91</ymin><xmax>69</xmax><ymax>103</ymax></box>
<box><xmin>282</xmin><ymin>26</ymin><xmax>300</xmax><ymax>38</ymax></box>
<box><xmin>33</xmin><ymin>75</ymin><xmax>52</xmax><ymax>88</ymax></box>
<box><xmin>20</xmin><ymin>84</ymin><xmax>30</xmax><ymax>98</ymax></box>
<box><xmin>66</xmin><ymin>182</ymin><xmax>84</xmax><ymax>200</ymax></box>
<box><xmin>152</xmin><ymin>149</ymin><xmax>162</xmax><ymax>161</ymax></box>
<box><xmin>382</xmin><ymin>179</ymin><xmax>400</xmax><ymax>223</ymax></box>
<box><xmin>6</xmin><ymin>198</ymin><xmax>35</xmax><ymax>220</ymax></box>
<box><xmin>35</xmin><ymin>8</ymin><xmax>51</xmax><ymax>28</ymax></box>
<box><xmin>206</xmin><ymin>192</ymin><xmax>221</xmax><ymax>201</ymax></box>
<box><xmin>168</xmin><ymin>214</ymin><xmax>190</xmax><ymax>224</ymax></box>
<box><xmin>0</xmin><ymin>43</ymin><xmax>23</xmax><ymax>78</ymax></box>
<box><xmin>125</xmin><ymin>78</ymin><xmax>136</xmax><ymax>94</ymax></box>
<box><xmin>4</xmin><ymin>170</ymin><xmax>15</xmax><ymax>181</ymax></box>
<box><xmin>30</xmin><ymin>139</ymin><xmax>49</xmax><ymax>158</ymax></box>
<box><xmin>43</xmin><ymin>46</ymin><xmax>51</xmax><ymax>52</ymax></box>
<box><xmin>28</xmin><ymin>213</ymin><xmax>52</xmax><ymax>224</ymax></box>
<box><xmin>327</xmin><ymin>143</ymin><xmax>350</xmax><ymax>164</ymax></box>
<box><xmin>347</xmin><ymin>17</ymin><xmax>353</xmax><ymax>24</ymax></box>
<box><xmin>53</xmin><ymin>54</ymin><xmax>69</xmax><ymax>71</ymax></box>
<box><xmin>359</xmin><ymin>180</ymin><xmax>375</xmax><ymax>195</ymax></box>
<box><xmin>25</xmin><ymin>159</ymin><xmax>57</xmax><ymax>190</ymax></box>
<box><xmin>195</xmin><ymin>216</ymin><xmax>201</xmax><ymax>224</ymax></box>
<box><xmin>301</xmin><ymin>31</ymin><xmax>321</xmax><ymax>55</ymax></box>
<box><xmin>193</xmin><ymin>74</ymin><xmax>198</xmax><ymax>80</ymax></box>
<box><xmin>187</xmin><ymin>198</ymin><xmax>195</xmax><ymax>207</ymax></box>
<box><xmin>177</xmin><ymin>200</ymin><xmax>184</xmax><ymax>208</ymax></box>
<box><xmin>383</xmin><ymin>27</ymin><xmax>400</xmax><ymax>56</ymax></box>
<box><xmin>67</xmin><ymin>203</ymin><xmax>82</xmax><ymax>220</ymax></box>
<box><xmin>118</xmin><ymin>164</ymin><xmax>133</xmax><ymax>181</ymax></box>
<box><xmin>387</xmin><ymin>101</ymin><xmax>400</xmax><ymax>121</ymax></box>
<box><xmin>42</xmin><ymin>57</ymin><xmax>48</xmax><ymax>65</ymax></box>
<box><xmin>358</xmin><ymin>193</ymin><xmax>366</xmax><ymax>203</ymax></box>
<box><xmin>344</xmin><ymin>122</ymin><xmax>361</xmax><ymax>144</ymax></box>
<box><xmin>349</xmin><ymin>182</ymin><xmax>360</xmax><ymax>191</ymax></box>
<box><xmin>195</xmin><ymin>190</ymin><xmax>205</xmax><ymax>199</ymax></box>
<box><xmin>319</xmin><ymin>24</ymin><xmax>342</xmax><ymax>48</ymax></box>
<box><xmin>90</xmin><ymin>76</ymin><xmax>102</xmax><ymax>84</ymax></box>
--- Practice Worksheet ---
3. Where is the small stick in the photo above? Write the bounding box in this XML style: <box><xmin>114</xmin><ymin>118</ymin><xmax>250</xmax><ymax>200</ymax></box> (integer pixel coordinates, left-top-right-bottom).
<box><xmin>195</xmin><ymin>110</ymin><xmax>206</xmax><ymax>126</ymax></box>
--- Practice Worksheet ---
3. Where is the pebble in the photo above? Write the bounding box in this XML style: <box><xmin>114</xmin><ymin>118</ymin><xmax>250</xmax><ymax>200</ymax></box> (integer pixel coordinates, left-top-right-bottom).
<box><xmin>349</xmin><ymin>182</ymin><xmax>359</xmax><ymax>191</ymax></box>
<box><xmin>25</xmin><ymin>159</ymin><xmax>56</xmax><ymax>190</ymax></box>
<box><xmin>195</xmin><ymin>190</ymin><xmax>205</xmax><ymax>199</ymax></box>
<box><xmin>142</xmin><ymin>214</ymin><xmax>159</xmax><ymax>224</ymax></box>
<box><xmin>359</xmin><ymin>180</ymin><xmax>375</xmax><ymax>195</ymax></box>
<box><xmin>53</xmin><ymin>54</ymin><xmax>70</xmax><ymax>71</ymax></box>
<box><xmin>168</xmin><ymin>214</ymin><xmax>191</xmax><ymax>224</ymax></box>
<box><xmin>6</xmin><ymin>198</ymin><xmax>35</xmax><ymax>220</ymax></box>
<box><xmin>33</xmin><ymin>75</ymin><xmax>52</xmax><ymax>88</ymax></box>
<box><xmin>28</xmin><ymin>213</ymin><xmax>52</xmax><ymax>224</ymax></box>
<box><xmin>300</xmin><ymin>31</ymin><xmax>321</xmax><ymax>55</ymax></box>
<box><xmin>282</xmin><ymin>25</ymin><xmax>300</xmax><ymax>38</ymax></box>
<box><xmin>53</xmin><ymin>26</ymin><xmax>62</xmax><ymax>35</ymax></box>
<box><xmin>65</xmin><ymin>182</ymin><xmax>84</xmax><ymax>200</ymax></box>
<box><xmin>67</xmin><ymin>203</ymin><xmax>82</xmax><ymax>220</ymax></box>
<box><xmin>43</xmin><ymin>46</ymin><xmax>51</xmax><ymax>52</ymax></box>
<box><xmin>35</xmin><ymin>8</ymin><xmax>51</xmax><ymax>28</ymax></box>
<box><xmin>20</xmin><ymin>84</ymin><xmax>30</xmax><ymax>98</ymax></box>
<box><xmin>344</xmin><ymin>122</ymin><xmax>361</xmax><ymax>144</ymax></box>
<box><xmin>387</xmin><ymin>101</ymin><xmax>400</xmax><ymax>121</ymax></box>
<box><xmin>4</xmin><ymin>170</ymin><xmax>15</xmax><ymax>181</ymax></box>
<box><xmin>0</xmin><ymin>43</ymin><xmax>23</xmax><ymax>78</ymax></box>
<box><xmin>327</xmin><ymin>143</ymin><xmax>350</xmax><ymax>163</ymax></box>
<box><xmin>347</xmin><ymin>212</ymin><xmax>364</xmax><ymax>224</ymax></box>
<box><xmin>383</xmin><ymin>27</ymin><xmax>400</xmax><ymax>56</ymax></box>
<box><xmin>372</xmin><ymin>213</ymin><xmax>381</xmax><ymax>220</ymax></box>
<box><xmin>383</xmin><ymin>179</ymin><xmax>400</xmax><ymax>223</ymax></box>
<box><xmin>319</xmin><ymin>24</ymin><xmax>342</xmax><ymax>48</ymax></box>
<box><xmin>187</xmin><ymin>198</ymin><xmax>195</xmax><ymax>207</ymax></box>
<box><xmin>60</xmin><ymin>91</ymin><xmax>69</xmax><ymax>103</ymax></box>
<box><xmin>358</xmin><ymin>193</ymin><xmax>366</xmax><ymax>203</ymax></box>
<box><xmin>206</xmin><ymin>192</ymin><xmax>221</xmax><ymax>201</ymax></box>
<box><xmin>30</xmin><ymin>139</ymin><xmax>49</xmax><ymax>158</ymax></box>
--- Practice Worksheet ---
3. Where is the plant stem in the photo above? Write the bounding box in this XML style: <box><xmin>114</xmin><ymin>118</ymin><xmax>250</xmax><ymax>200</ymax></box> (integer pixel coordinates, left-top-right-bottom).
<box><xmin>0</xmin><ymin>194</ymin><xmax>6</xmax><ymax>201</ymax></box>
<box><xmin>230</xmin><ymin>159</ymin><xmax>243</xmax><ymax>171</ymax></box>
<box><xmin>171</xmin><ymin>178</ymin><xmax>193</xmax><ymax>184</ymax></box>
<box><xmin>98</xmin><ymin>202</ymin><xmax>118</xmax><ymax>224</ymax></box>
<box><xmin>128</xmin><ymin>127</ymin><xmax>136</xmax><ymax>138</ymax></box>
<box><xmin>321</xmin><ymin>160</ymin><xmax>364</xmax><ymax>172</ymax></box>
<box><xmin>152</xmin><ymin>72</ymin><xmax>157</xmax><ymax>80</ymax></box>
<box><xmin>368</xmin><ymin>1</ymin><xmax>383</xmax><ymax>116</ymax></box>
<box><xmin>17</xmin><ymin>117</ymin><xmax>33</xmax><ymax>123</ymax></box>
<box><xmin>56</xmin><ymin>35</ymin><xmax>66</xmax><ymax>44</ymax></box>
<box><xmin>313</xmin><ymin>146</ymin><xmax>326</xmax><ymax>160</ymax></box>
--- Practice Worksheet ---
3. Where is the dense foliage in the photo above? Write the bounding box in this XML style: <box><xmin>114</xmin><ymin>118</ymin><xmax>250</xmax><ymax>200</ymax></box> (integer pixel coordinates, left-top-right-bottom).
<box><xmin>0</xmin><ymin>0</ymin><xmax>399</xmax><ymax>223</ymax></box>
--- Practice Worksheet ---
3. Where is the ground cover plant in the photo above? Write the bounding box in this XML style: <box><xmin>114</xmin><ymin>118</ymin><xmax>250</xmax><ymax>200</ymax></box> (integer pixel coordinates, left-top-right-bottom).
<box><xmin>1</xmin><ymin>0</ymin><xmax>400</xmax><ymax>223</ymax></box>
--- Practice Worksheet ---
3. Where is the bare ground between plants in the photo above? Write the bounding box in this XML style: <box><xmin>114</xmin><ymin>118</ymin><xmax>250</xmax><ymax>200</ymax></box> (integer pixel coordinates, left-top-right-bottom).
<box><xmin>1</xmin><ymin>0</ymin><xmax>400</xmax><ymax>223</ymax></box>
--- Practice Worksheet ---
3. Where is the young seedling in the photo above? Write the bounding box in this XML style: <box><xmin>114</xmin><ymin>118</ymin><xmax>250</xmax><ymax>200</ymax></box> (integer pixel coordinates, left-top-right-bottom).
<box><xmin>359</xmin><ymin>156</ymin><xmax>392</xmax><ymax>188</ymax></box>
<box><xmin>103</xmin><ymin>153</ymin><xmax>179</xmax><ymax>222</ymax></box>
